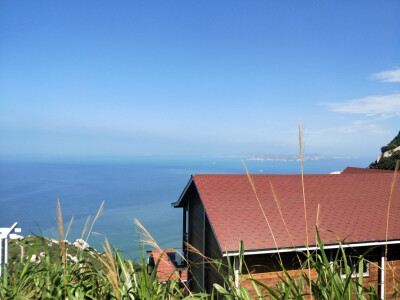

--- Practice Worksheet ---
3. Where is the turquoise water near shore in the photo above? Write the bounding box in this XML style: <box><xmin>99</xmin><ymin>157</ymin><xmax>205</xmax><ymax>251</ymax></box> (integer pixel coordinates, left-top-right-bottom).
<box><xmin>0</xmin><ymin>155</ymin><xmax>372</xmax><ymax>260</ymax></box>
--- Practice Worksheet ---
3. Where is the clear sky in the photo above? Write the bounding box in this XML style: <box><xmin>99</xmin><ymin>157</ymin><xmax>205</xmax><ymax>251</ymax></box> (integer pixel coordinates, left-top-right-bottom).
<box><xmin>1</xmin><ymin>1</ymin><xmax>399</xmax><ymax>159</ymax></box>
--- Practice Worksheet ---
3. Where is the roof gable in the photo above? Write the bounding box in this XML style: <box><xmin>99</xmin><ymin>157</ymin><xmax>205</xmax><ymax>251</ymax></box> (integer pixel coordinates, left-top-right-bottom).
<box><xmin>190</xmin><ymin>173</ymin><xmax>400</xmax><ymax>253</ymax></box>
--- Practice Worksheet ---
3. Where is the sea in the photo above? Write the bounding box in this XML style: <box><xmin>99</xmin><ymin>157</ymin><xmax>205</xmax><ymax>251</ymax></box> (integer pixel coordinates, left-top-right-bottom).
<box><xmin>0</xmin><ymin>155</ymin><xmax>373</xmax><ymax>261</ymax></box>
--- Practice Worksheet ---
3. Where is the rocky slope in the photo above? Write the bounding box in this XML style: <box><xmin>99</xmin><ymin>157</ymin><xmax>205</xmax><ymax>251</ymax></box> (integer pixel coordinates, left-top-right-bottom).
<box><xmin>370</xmin><ymin>131</ymin><xmax>400</xmax><ymax>170</ymax></box>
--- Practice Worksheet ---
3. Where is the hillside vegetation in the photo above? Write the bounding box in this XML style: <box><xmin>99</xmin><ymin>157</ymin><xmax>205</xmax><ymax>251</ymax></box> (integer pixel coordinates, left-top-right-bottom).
<box><xmin>1</xmin><ymin>233</ymin><xmax>386</xmax><ymax>299</ymax></box>
<box><xmin>370</xmin><ymin>131</ymin><xmax>400</xmax><ymax>170</ymax></box>
<box><xmin>6</xmin><ymin>235</ymin><xmax>133</xmax><ymax>275</ymax></box>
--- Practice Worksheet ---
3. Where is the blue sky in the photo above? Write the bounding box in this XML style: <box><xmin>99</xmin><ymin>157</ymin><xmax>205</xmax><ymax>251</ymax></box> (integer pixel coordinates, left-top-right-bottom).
<box><xmin>1</xmin><ymin>1</ymin><xmax>399</xmax><ymax>159</ymax></box>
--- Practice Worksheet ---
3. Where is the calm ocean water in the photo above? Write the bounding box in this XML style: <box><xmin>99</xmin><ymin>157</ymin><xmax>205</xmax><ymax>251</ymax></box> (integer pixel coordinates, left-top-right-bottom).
<box><xmin>0</xmin><ymin>155</ymin><xmax>372</xmax><ymax>260</ymax></box>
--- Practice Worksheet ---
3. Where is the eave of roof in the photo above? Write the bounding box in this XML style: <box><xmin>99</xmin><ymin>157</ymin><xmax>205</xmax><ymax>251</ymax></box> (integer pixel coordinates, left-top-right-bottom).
<box><xmin>172</xmin><ymin>177</ymin><xmax>225</xmax><ymax>255</ymax></box>
<box><xmin>224</xmin><ymin>239</ymin><xmax>400</xmax><ymax>257</ymax></box>
<box><xmin>171</xmin><ymin>176</ymin><xmax>194</xmax><ymax>208</ymax></box>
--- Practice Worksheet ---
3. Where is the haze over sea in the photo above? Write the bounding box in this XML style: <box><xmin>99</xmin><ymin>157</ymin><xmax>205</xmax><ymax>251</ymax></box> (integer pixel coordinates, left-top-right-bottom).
<box><xmin>0</xmin><ymin>155</ymin><xmax>373</xmax><ymax>261</ymax></box>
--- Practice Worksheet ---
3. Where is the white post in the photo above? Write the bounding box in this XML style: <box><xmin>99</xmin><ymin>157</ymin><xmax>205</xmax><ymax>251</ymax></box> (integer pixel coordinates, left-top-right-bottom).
<box><xmin>381</xmin><ymin>247</ymin><xmax>385</xmax><ymax>300</ymax></box>
<box><xmin>234</xmin><ymin>257</ymin><xmax>240</xmax><ymax>288</ymax></box>
<box><xmin>0</xmin><ymin>237</ymin><xmax>3</xmax><ymax>276</ymax></box>
<box><xmin>4</xmin><ymin>237</ymin><xmax>8</xmax><ymax>274</ymax></box>
<box><xmin>227</xmin><ymin>256</ymin><xmax>231</xmax><ymax>289</ymax></box>
<box><xmin>0</xmin><ymin>222</ymin><xmax>21</xmax><ymax>277</ymax></box>
<box><xmin>329</xmin><ymin>249</ymin><xmax>334</xmax><ymax>270</ymax></box>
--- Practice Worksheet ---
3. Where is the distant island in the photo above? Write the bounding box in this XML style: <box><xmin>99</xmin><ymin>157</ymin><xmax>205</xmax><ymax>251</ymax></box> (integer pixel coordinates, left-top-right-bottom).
<box><xmin>247</xmin><ymin>153</ymin><xmax>350</xmax><ymax>162</ymax></box>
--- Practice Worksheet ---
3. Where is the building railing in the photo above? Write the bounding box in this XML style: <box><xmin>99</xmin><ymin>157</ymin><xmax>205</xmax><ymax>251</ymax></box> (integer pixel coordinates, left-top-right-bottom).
<box><xmin>0</xmin><ymin>222</ymin><xmax>21</xmax><ymax>277</ymax></box>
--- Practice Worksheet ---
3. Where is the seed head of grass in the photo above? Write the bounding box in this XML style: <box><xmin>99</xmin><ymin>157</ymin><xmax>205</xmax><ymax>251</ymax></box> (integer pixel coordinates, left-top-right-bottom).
<box><xmin>242</xmin><ymin>160</ymin><xmax>282</xmax><ymax>266</ymax></box>
<box><xmin>134</xmin><ymin>218</ymin><xmax>161</xmax><ymax>250</ymax></box>
<box><xmin>85</xmin><ymin>201</ymin><xmax>104</xmax><ymax>243</ymax></box>
<box><xmin>56</xmin><ymin>199</ymin><xmax>67</xmax><ymax>298</ymax></box>
<box><xmin>98</xmin><ymin>237</ymin><xmax>120</xmax><ymax>300</ymax></box>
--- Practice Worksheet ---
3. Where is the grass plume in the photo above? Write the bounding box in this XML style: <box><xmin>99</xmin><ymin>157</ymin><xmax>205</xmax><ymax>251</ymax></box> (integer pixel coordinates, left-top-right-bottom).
<box><xmin>242</xmin><ymin>160</ymin><xmax>283</xmax><ymax>266</ymax></box>
<box><xmin>185</xmin><ymin>242</ymin><xmax>220</xmax><ymax>275</ymax></box>
<box><xmin>85</xmin><ymin>201</ymin><xmax>104</xmax><ymax>243</ymax></box>
<box><xmin>298</xmin><ymin>119</ymin><xmax>312</xmax><ymax>297</ymax></box>
<box><xmin>98</xmin><ymin>237</ymin><xmax>120</xmax><ymax>300</ymax></box>
<box><xmin>135</xmin><ymin>218</ymin><xmax>193</xmax><ymax>295</ymax></box>
<box><xmin>134</xmin><ymin>218</ymin><xmax>161</xmax><ymax>250</ymax></box>
<box><xmin>269</xmin><ymin>180</ymin><xmax>303</xmax><ymax>266</ymax></box>
<box><xmin>65</xmin><ymin>215</ymin><xmax>74</xmax><ymax>241</ymax></box>
<box><xmin>56</xmin><ymin>199</ymin><xmax>67</xmax><ymax>299</ymax></box>
<box><xmin>80</xmin><ymin>215</ymin><xmax>91</xmax><ymax>240</ymax></box>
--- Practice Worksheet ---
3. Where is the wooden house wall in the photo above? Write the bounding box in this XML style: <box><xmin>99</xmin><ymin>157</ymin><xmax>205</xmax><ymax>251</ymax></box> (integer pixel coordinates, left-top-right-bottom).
<box><xmin>239</xmin><ymin>246</ymin><xmax>400</xmax><ymax>299</ymax></box>
<box><xmin>187</xmin><ymin>190</ymin><xmax>204</xmax><ymax>292</ymax></box>
<box><xmin>241</xmin><ymin>251</ymin><xmax>306</xmax><ymax>297</ymax></box>
<box><xmin>183</xmin><ymin>184</ymin><xmax>227</xmax><ymax>294</ymax></box>
<box><xmin>204</xmin><ymin>215</ymin><xmax>225</xmax><ymax>293</ymax></box>
<box><xmin>385</xmin><ymin>244</ymin><xmax>400</xmax><ymax>297</ymax></box>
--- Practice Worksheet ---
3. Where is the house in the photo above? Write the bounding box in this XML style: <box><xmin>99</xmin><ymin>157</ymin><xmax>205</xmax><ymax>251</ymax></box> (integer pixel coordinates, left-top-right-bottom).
<box><xmin>147</xmin><ymin>249</ymin><xmax>187</xmax><ymax>283</ymax></box>
<box><xmin>172</xmin><ymin>170</ymin><xmax>400</xmax><ymax>298</ymax></box>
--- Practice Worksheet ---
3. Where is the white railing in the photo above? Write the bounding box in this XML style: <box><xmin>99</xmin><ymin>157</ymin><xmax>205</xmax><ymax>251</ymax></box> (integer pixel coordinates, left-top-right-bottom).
<box><xmin>0</xmin><ymin>222</ymin><xmax>21</xmax><ymax>277</ymax></box>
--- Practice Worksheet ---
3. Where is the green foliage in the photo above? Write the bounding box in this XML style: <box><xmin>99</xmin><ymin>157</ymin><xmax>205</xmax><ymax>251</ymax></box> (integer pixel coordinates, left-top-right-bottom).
<box><xmin>211</xmin><ymin>241</ymin><xmax>256</xmax><ymax>300</ymax></box>
<box><xmin>1</xmin><ymin>236</ymin><xmax>204</xmax><ymax>299</ymax></box>
<box><xmin>7</xmin><ymin>236</ymin><xmax>108</xmax><ymax>275</ymax></box>
<box><xmin>370</xmin><ymin>151</ymin><xmax>400</xmax><ymax>170</ymax></box>
<box><xmin>302</xmin><ymin>232</ymin><xmax>378</xmax><ymax>300</ymax></box>
<box><xmin>381</xmin><ymin>131</ymin><xmax>400</xmax><ymax>153</ymax></box>
<box><xmin>209</xmin><ymin>232</ymin><xmax>380</xmax><ymax>300</ymax></box>
<box><xmin>0</xmin><ymin>233</ymin><xmax>386</xmax><ymax>299</ymax></box>
<box><xmin>370</xmin><ymin>131</ymin><xmax>400</xmax><ymax>170</ymax></box>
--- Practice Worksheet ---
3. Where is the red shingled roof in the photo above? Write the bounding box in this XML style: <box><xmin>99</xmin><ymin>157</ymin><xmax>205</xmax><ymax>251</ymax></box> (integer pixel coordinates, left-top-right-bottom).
<box><xmin>150</xmin><ymin>250</ymin><xmax>187</xmax><ymax>282</ymax></box>
<box><xmin>189</xmin><ymin>173</ymin><xmax>400</xmax><ymax>253</ymax></box>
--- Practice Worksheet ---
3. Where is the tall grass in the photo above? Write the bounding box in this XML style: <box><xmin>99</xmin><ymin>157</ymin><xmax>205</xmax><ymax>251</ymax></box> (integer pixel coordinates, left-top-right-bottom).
<box><xmin>298</xmin><ymin>119</ymin><xmax>312</xmax><ymax>297</ymax></box>
<box><xmin>56</xmin><ymin>199</ymin><xmax>67</xmax><ymax>299</ymax></box>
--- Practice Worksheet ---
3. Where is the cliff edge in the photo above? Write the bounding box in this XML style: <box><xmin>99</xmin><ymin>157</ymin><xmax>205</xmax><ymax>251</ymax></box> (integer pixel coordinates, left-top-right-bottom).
<box><xmin>370</xmin><ymin>131</ymin><xmax>400</xmax><ymax>170</ymax></box>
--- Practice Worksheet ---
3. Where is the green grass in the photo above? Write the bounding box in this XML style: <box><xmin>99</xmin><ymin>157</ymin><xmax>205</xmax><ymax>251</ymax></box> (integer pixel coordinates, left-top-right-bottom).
<box><xmin>7</xmin><ymin>236</ymin><xmax>109</xmax><ymax>274</ymax></box>
<box><xmin>1</xmin><ymin>234</ymin><xmax>205</xmax><ymax>299</ymax></box>
<box><xmin>2</xmin><ymin>229</ymin><xmax>396</xmax><ymax>299</ymax></box>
